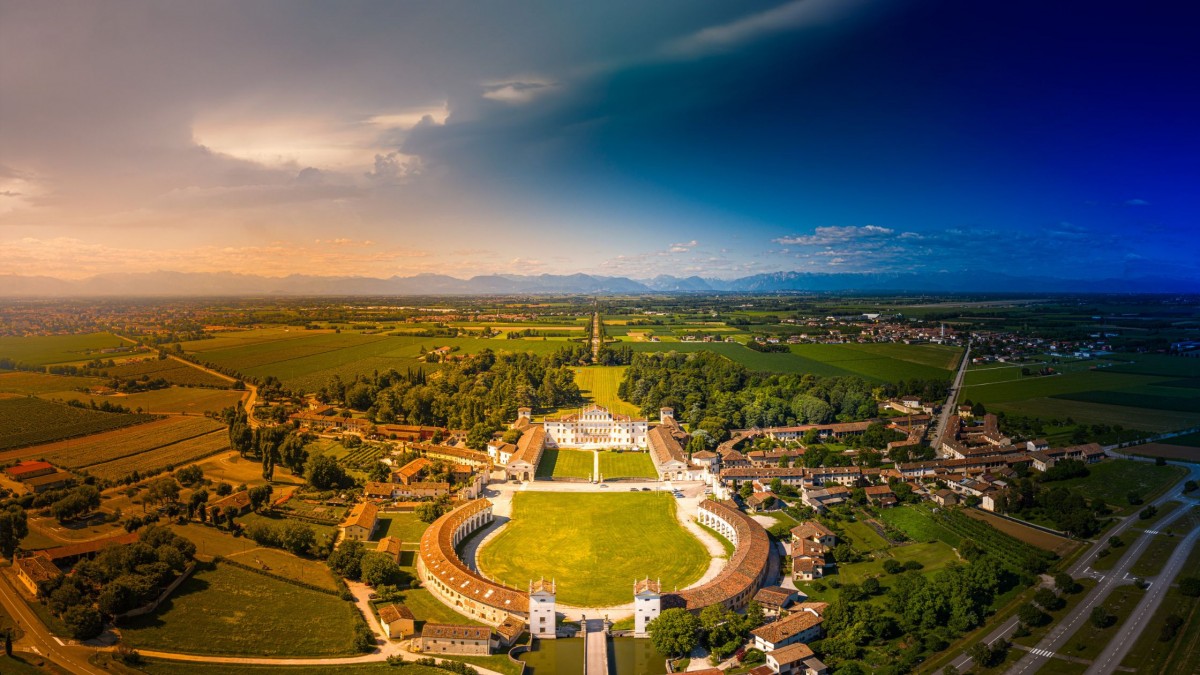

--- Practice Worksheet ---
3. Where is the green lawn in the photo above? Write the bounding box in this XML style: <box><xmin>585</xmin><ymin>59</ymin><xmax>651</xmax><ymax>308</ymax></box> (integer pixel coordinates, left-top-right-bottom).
<box><xmin>572</xmin><ymin>366</ymin><xmax>642</xmax><ymax>417</ymax></box>
<box><xmin>371</xmin><ymin>512</ymin><xmax>430</xmax><ymax>543</ymax></box>
<box><xmin>536</xmin><ymin>448</ymin><xmax>593</xmax><ymax>479</ymax></box>
<box><xmin>1013</xmin><ymin>578</ymin><xmax>1098</xmax><ymax>648</ymax></box>
<box><xmin>476</xmin><ymin>491</ymin><xmax>710</xmax><ymax>607</ymax></box>
<box><xmin>394</xmin><ymin>587</ymin><xmax>487</xmax><ymax>627</ymax></box>
<box><xmin>121</xmin><ymin>562</ymin><xmax>363</xmax><ymax>657</ymax></box>
<box><xmin>794</xmin><ymin>541</ymin><xmax>958</xmax><ymax>603</ymax></box>
<box><xmin>697</xmin><ymin>520</ymin><xmax>735</xmax><ymax>557</ymax></box>
<box><xmin>598</xmin><ymin>451</ymin><xmax>657</xmax><ymax>479</ymax></box>
<box><xmin>877</xmin><ymin>504</ymin><xmax>962</xmax><ymax>546</ymax></box>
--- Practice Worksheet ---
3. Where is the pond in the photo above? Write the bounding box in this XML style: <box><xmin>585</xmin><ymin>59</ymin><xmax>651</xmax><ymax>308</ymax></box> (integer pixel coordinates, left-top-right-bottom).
<box><xmin>518</xmin><ymin>636</ymin><xmax>669</xmax><ymax>674</ymax></box>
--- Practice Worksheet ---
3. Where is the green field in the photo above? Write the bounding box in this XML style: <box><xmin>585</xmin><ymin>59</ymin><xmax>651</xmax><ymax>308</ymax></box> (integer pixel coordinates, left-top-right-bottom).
<box><xmin>41</xmin><ymin>386</ymin><xmax>244</xmax><ymax>415</ymax></box>
<box><xmin>0</xmin><ymin>332</ymin><xmax>130</xmax><ymax>366</ymax></box>
<box><xmin>136</xmin><ymin>662</ymin><xmax>448</xmax><ymax>675</ymax></box>
<box><xmin>794</xmin><ymin>541</ymin><xmax>958</xmax><ymax>603</ymax></box>
<box><xmin>1129</xmin><ymin>535</ymin><xmax>1181</xmax><ymax>577</ymax></box>
<box><xmin>121</xmin><ymin>562</ymin><xmax>362</xmax><ymax>657</ymax></box>
<box><xmin>877</xmin><ymin>505</ymin><xmax>962</xmax><ymax>547</ymax></box>
<box><xmin>1057</xmin><ymin>584</ymin><xmax>1147</xmax><ymax>661</ymax></box>
<box><xmin>0</xmin><ymin>370</ymin><xmax>104</xmax><ymax>394</ymax></box>
<box><xmin>598</xmin><ymin>451</ymin><xmax>657</xmax><ymax>479</ymax></box>
<box><xmin>536</xmin><ymin>448</ymin><xmax>594</xmax><ymax>479</ymax></box>
<box><xmin>371</xmin><ymin>512</ymin><xmax>430</xmax><ymax>543</ymax></box>
<box><xmin>476</xmin><ymin>491</ymin><xmax>710</xmax><ymax>607</ymax></box>
<box><xmin>104</xmin><ymin>358</ymin><xmax>231</xmax><ymax>388</ymax></box>
<box><xmin>1050</xmin><ymin>460</ymin><xmax>1187</xmax><ymax>512</ymax></box>
<box><xmin>0</xmin><ymin>396</ymin><xmax>155</xmax><ymax>452</ymax></box>
<box><xmin>573</xmin><ymin>366</ymin><xmax>641</xmax><ymax>417</ymax></box>
<box><xmin>1120</xmin><ymin>540</ymin><xmax>1200</xmax><ymax>674</ymax></box>
<box><xmin>840</xmin><ymin>518</ymin><xmax>891</xmax><ymax>552</ymax></box>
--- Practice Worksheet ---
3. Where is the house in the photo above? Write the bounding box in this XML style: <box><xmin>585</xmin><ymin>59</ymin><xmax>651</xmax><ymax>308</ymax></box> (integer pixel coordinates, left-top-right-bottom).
<box><xmin>746</xmin><ymin>492</ymin><xmax>777</xmax><ymax>512</ymax></box>
<box><xmin>768</xmin><ymin>642</ymin><xmax>829</xmax><ymax>675</ymax></box>
<box><xmin>791</xmin><ymin>540</ymin><xmax>830</xmax><ymax>581</ymax></box>
<box><xmin>23</xmin><ymin>471</ymin><xmax>73</xmax><ymax>494</ymax></box>
<box><xmin>339</xmin><ymin>502</ymin><xmax>378</xmax><ymax>541</ymax></box>
<box><xmin>863</xmin><ymin>485</ymin><xmax>897</xmax><ymax>508</ymax></box>
<box><xmin>395</xmin><ymin>458</ymin><xmax>431</xmax><ymax>485</ymax></box>
<box><xmin>364</xmin><ymin>481</ymin><xmax>398</xmax><ymax>500</ymax></box>
<box><xmin>394</xmin><ymin>482</ymin><xmax>450</xmax><ymax>499</ymax></box>
<box><xmin>931</xmin><ymin>489</ymin><xmax>959</xmax><ymax>507</ymax></box>
<box><xmin>208</xmin><ymin>489</ymin><xmax>252</xmax><ymax>516</ymax></box>
<box><xmin>752</xmin><ymin>586</ymin><xmax>798</xmax><ymax>616</ymax></box>
<box><xmin>14</xmin><ymin>554</ymin><xmax>62</xmax><ymax>596</ymax></box>
<box><xmin>1026</xmin><ymin>438</ymin><xmax>1049</xmax><ymax>453</ymax></box>
<box><xmin>647</xmin><ymin>425</ymin><xmax>688</xmax><ymax>480</ymax></box>
<box><xmin>419</xmin><ymin>623</ymin><xmax>494</xmax><ymax>656</ymax></box>
<box><xmin>378</xmin><ymin>604</ymin><xmax>415</xmax><ymax>639</ymax></box>
<box><xmin>495</xmin><ymin>614</ymin><xmax>524</xmax><ymax>648</ymax></box>
<box><xmin>3</xmin><ymin>460</ymin><xmax>56</xmax><ymax>481</ymax></box>
<box><xmin>750</xmin><ymin>605</ymin><xmax>825</xmax><ymax>651</ymax></box>
<box><xmin>791</xmin><ymin>522</ymin><xmax>837</xmax><ymax>548</ymax></box>
<box><xmin>375</xmin><ymin>536</ymin><xmax>403</xmax><ymax>563</ymax></box>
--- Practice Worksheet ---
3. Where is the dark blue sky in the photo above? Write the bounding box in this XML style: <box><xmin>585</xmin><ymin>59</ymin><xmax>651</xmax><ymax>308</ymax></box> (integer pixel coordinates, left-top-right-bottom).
<box><xmin>2</xmin><ymin>0</ymin><xmax>1197</xmax><ymax>280</ymax></box>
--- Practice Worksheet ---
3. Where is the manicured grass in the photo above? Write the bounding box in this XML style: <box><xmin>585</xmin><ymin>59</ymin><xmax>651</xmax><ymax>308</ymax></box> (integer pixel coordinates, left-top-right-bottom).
<box><xmin>536</xmin><ymin>448</ymin><xmax>593</xmax><ymax>479</ymax></box>
<box><xmin>1058</xmin><ymin>584</ymin><xmax>1147</xmax><ymax>661</ymax></box>
<box><xmin>1130</xmin><ymin>535</ymin><xmax>1182</xmax><ymax>577</ymax></box>
<box><xmin>1013</xmin><ymin>578</ymin><xmax>1099</xmax><ymax>648</ymax></box>
<box><xmin>572</xmin><ymin>366</ymin><xmax>641</xmax><ymax>417</ymax></box>
<box><xmin>477</xmin><ymin>491</ymin><xmax>710</xmax><ymax>607</ymax></box>
<box><xmin>840</xmin><ymin>518</ymin><xmax>890</xmax><ymax>553</ymax></box>
<box><xmin>1051</xmin><ymin>460</ymin><xmax>1187</xmax><ymax>513</ymax></box>
<box><xmin>398</xmin><ymin>587</ymin><xmax>487</xmax><ymax>627</ymax></box>
<box><xmin>168</xmin><ymin>523</ymin><xmax>340</xmax><ymax>591</ymax></box>
<box><xmin>371</xmin><ymin>512</ymin><xmax>430</xmax><ymax>543</ymax></box>
<box><xmin>598</xmin><ymin>451</ymin><xmax>657</xmax><ymax>479</ymax></box>
<box><xmin>121</xmin><ymin>562</ymin><xmax>363</xmax><ymax>657</ymax></box>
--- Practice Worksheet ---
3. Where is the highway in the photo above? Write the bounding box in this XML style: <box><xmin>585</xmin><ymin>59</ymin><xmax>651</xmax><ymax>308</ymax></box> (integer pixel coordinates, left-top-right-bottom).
<box><xmin>0</xmin><ymin>573</ymin><xmax>108</xmax><ymax>674</ymax></box>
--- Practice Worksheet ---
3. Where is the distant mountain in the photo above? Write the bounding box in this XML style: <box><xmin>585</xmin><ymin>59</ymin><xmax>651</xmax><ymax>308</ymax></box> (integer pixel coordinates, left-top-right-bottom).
<box><xmin>0</xmin><ymin>270</ymin><xmax>1196</xmax><ymax>296</ymax></box>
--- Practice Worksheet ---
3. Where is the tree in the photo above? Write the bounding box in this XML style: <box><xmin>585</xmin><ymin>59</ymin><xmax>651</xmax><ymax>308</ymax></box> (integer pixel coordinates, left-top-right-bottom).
<box><xmin>883</xmin><ymin>558</ymin><xmax>904</xmax><ymax>574</ymax></box>
<box><xmin>0</xmin><ymin>505</ymin><xmax>29</xmax><ymax>559</ymax></box>
<box><xmin>305</xmin><ymin>453</ymin><xmax>348</xmax><ymax>490</ymax></box>
<box><xmin>1055</xmin><ymin>573</ymin><xmax>1081</xmax><ymax>594</ymax></box>
<box><xmin>327</xmin><ymin>540</ymin><xmax>366</xmax><ymax>580</ymax></box>
<box><xmin>360</xmin><ymin>553</ymin><xmax>403</xmax><ymax>587</ymax></box>
<box><xmin>247</xmin><ymin>485</ymin><xmax>273</xmax><ymax>513</ymax></box>
<box><xmin>145</xmin><ymin>476</ymin><xmax>181</xmax><ymax>507</ymax></box>
<box><xmin>1034</xmin><ymin>588</ymin><xmax>1064</xmax><ymax>611</ymax></box>
<box><xmin>1090</xmin><ymin>606</ymin><xmax>1115</xmax><ymax>629</ymax></box>
<box><xmin>647</xmin><ymin>608</ymin><xmax>701</xmax><ymax>657</ymax></box>
<box><xmin>861</xmin><ymin>577</ymin><xmax>881</xmax><ymax>595</ymax></box>
<box><xmin>1018</xmin><ymin>603</ymin><xmax>1049</xmax><ymax>627</ymax></box>
<box><xmin>63</xmin><ymin>605</ymin><xmax>103</xmax><ymax>640</ymax></box>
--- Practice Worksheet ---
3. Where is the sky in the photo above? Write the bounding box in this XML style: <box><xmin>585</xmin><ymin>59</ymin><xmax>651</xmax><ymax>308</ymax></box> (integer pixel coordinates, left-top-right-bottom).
<box><xmin>1</xmin><ymin>0</ymin><xmax>1198</xmax><ymax>282</ymax></box>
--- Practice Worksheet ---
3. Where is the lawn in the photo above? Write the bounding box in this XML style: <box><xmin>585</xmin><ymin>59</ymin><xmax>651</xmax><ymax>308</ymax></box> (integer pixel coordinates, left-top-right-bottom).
<box><xmin>572</xmin><ymin>366</ymin><xmax>641</xmax><ymax>417</ymax></box>
<box><xmin>1012</xmin><ymin>578</ymin><xmax>1099</xmax><ymax>648</ymax></box>
<box><xmin>793</xmin><ymin>541</ymin><xmax>958</xmax><ymax>603</ymax></box>
<box><xmin>877</xmin><ymin>504</ymin><xmax>961</xmax><ymax>547</ymax></box>
<box><xmin>598</xmin><ymin>451</ymin><xmax>657</xmax><ymax>479</ymax></box>
<box><xmin>476</xmin><ymin>491</ymin><xmax>710</xmax><ymax>607</ymax></box>
<box><xmin>168</xmin><ymin>523</ymin><xmax>340</xmax><ymax>591</ymax></box>
<box><xmin>371</xmin><ymin>512</ymin><xmax>430</xmax><ymax>543</ymax></box>
<box><xmin>393</xmin><ymin>587</ymin><xmax>486</xmax><ymax>627</ymax></box>
<box><xmin>1051</xmin><ymin>460</ymin><xmax>1187</xmax><ymax>513</ymax></box>
<box><xmin>121</xmin><ymin>562</ymin><xmax>363</xmax><ymax>657</ymax></box>
<box><xmin>536</xmin><ymin>448</ymin><xmax>594</xmax><ymax>479</ymax></box>
<box><xmin>840</xmin><ymin>518</ymin><xmax>890</xmax><ymax>553</ymax></box>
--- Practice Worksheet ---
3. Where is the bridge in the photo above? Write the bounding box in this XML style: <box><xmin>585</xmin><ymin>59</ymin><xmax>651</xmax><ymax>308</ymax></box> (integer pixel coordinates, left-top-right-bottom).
<box><xmin>582</xmin><ymin>617</ymin><xmax>609</xmax><ymax>675</ymax></box>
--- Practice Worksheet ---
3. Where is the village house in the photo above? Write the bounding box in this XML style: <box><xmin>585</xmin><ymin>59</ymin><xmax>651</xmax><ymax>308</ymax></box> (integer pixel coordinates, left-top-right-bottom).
<box><xmin>752</xmin><ymin>586</ymin><xmax>798</xmax><ymax>617</ymax></box>
<box><xmin>394</xmin><ymin>458</ymin><xmax>431</xmax><ymax>485</ymax></box>
<box><xmin>766</xmin><ymin>642</ymin><xmax>830</xmax><ymax>675</ymax></box>
<box><xmin>378</xmin><ymin>603</ymin><xmax>416</xmax><ymax>638</ymax></box>
<box><xmin>23</xmin><ymin>470</ymin><xmax>73</xmax><ymax>494</ymax></box>
<box><xmin>208</xmin><ymin>489</ymin><xmax>253</xmax><ymax>516</ymax></box>
<box><xmin>339</xmin><ymin>502</ymin><xmax>378</xmax><ymax>541</ymax></box>
<box><xmin>750</xmin><ymin>604</ymin><xmax>826</xmax><ymax>651</ymax></box>
<box><xmin>375</xmin><ymin>536</ymin><xmax>403</xmax><ymax>563</ymax></box>
<box><xmin>863</xmin><ymin>485</ymin><xmax>897</xmax><ymax>507</ymax></box>
<box><xmin>418</xmin><ymin>623</ymin><xmax>495</xmax><ymax>656</ymax></box>
<box><xmin>14</xmin><ymin>553</ymin><xmax>62</xmax><ymax>596</ymax></box>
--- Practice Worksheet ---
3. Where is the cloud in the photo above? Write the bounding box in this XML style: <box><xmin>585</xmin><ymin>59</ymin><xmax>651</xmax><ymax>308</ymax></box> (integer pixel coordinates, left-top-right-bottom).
<box><xmin>365</xmin><ymin>152</ymin><xmax>424</xmax><ymax>183</ymax></box>
<box><xmin>481</xmin><ymin>78</ymin><xmax>558</xmax><ymax>104</ymax></box>
<box><xmin>669</xmin><ymin>239</ymin><xmax>698</xmax><ymax>252</ymax></box>
<box><xmin>662</xmin><ymin>0</ymin><xmax>867</xmax><ymax>58</ymax></box>
<box><xmin>773</xmin><ymin>224</ymin><xmax>894</xmax><ymax>246</ymax></box>
<box><xmin>366</xmin><ymin>104</ymin><xmax>451</xmax><ymax>131</ymax></box>
<box><xmin>1125</xmin><ymin>198</ymin><xmax>1149</xmax><ymax>206</ymax></box>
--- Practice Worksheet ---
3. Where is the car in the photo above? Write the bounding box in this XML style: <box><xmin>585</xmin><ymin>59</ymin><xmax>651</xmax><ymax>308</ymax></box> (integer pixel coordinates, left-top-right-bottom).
<box><xmin>599</xmin><ymin>483</ymin><xmax>609</xmax><ymax>488</ymax></box>
<box><xmin>629</xmin><ymin>487</ymin><xmax>638</xmax><ymax>491</ymax></box>
<box><xmin>641</xmin><ymin>487</ymin><xmax>651</xmax><ymax>491</ymax></box>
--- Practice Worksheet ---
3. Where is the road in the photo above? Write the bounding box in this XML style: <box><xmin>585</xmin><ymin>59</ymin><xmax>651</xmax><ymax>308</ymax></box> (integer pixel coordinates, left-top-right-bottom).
<box><xmin>932</xmin><ymin>341</ymin><xmax>970</xmax><ymax>455</ymax></box>
<box><xmin>583</xmin><ymin>618</ymin><xmax>609</xmax><ymax>675</ymax></box>
<box><xmin>0</xmin><ymin>573</ymin><xmax>109</xmax><ymax>674</ymax></box>
<box><xmin>1000</xmin><ymin>460</ymin><xmax>1200</xmax><ymax>675</ymax></box>
<box><xmin>939</xmin><ymin>458</ymin><xmax>1199</xmax><ymax>675</ymax></box>
<box><xmin>591</xmin><ymin>310</ymin><xmax>601</xmax><ymax>363</ymax></box>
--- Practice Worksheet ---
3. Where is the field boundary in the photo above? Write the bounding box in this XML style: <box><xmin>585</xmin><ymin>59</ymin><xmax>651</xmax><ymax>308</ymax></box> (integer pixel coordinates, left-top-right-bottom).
<box><xmin>74</xmin><ymin>428</ymin><xmax>226</xmax><ymax>470</ymax></box>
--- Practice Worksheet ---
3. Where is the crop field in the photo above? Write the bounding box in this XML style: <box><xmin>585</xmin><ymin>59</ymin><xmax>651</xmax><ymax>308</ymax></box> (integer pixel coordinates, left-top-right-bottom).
<box><xmin>23</xmin><ymin>415</ymin><xmax>222</xmax><ymax>469</ymax></box>
<box><xmin>477</xmin><ymin>491</ymin><xmax>710</xmax><ymax>607</ymax></box>
<box><xmin>0</xmin><ymin>370</ymin><xmax>104</xmax><ymax>394</ymax></box>
<box><xmin>1128</xmin><ymin>442</ymin><xmax>1200</xmax><ymax>462</ymax></box>
<box><xmin>40</xmin><ymin>386</ymin><xmax>244</xmax><ymax>415</ymax></box>
<box><xmin>137</xmin><ymin>662</ymin><xmax>449</xmax><ymax>675</ymax></box>
<box><xmin>340</xmin><ymin>443</ymin><xmax>388</xmax><ymax>472</ymax></box>
<box><xmin>103</xmin><ymin>358</ymin><xmax>231</xmax><ymax>387</ymax></box>
<box><xmin>572</xmin><ymin>366</ymin><xmax>641</xmax><ymax>417</ymax></box>
<box><xmin>598</xmin><ymin>451</ymin><xmax>657</xmax><ymax>479</ymax></box>
<box><xmin>1156</xmin><ymin>431</ymin><xmax>1200</xmax><ymax>447</ymax></box>
<box><xmin>0</xmin><ymin>396</ymin><xmax>155</xmax><ymax>453</ymax></box>
<box><xmin>168</xmin><ymin>523</ymin><xmax>340</xmax><ymax>590</ymax></box>
<box><xmin>183</xmin><ymin>329</ymin><xmax>572</xmax><ymax>393</ymax></box>
<box><xmin>623</xmin><ymin>340</ymin><xmax>958</xmax><ymax>381</ymax></box>
<box><xmin>962</xmin><ymin>508</ymin><xmax>1079</xmax><ymax>557</ymax></box>
<box><xmin>990</xmin><ymin>397</ymin><xmax>1200</xmax><ymax>432</ymax></box>
<box><xmin>121</xmin><ymin>562</ymin><xmax>362</xmax><ymax>657</ymax></box>
<box><xmin>85</xmin><ymin>431</ymin><xmax>229</xmax><ymax>480</ymax></box>
<box><xmin>536</xmin><ymin>448</ymin><xmax>593</xmax><ymax>479</ymax></box>
<box><xmin>0</xmin><ymin>332</ymin><xmax>130</xmax><ymax>366</ymax></box>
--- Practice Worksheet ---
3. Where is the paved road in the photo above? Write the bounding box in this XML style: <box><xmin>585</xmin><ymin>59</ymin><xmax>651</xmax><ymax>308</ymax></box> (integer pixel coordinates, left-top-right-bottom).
<box><xmin>1002</xmin><ymin>461</ymin><xmax>1200</xmax><ymax>675</ymax></box>
<box><xmin>1085</xmin><ymin>524</ymin><xmax>1200</xmax><ymax>674</ymax></box>
<box><xmin>583</xmin><ymin>618</ymin><xmax>608</xmax><ymax>675</ymax></box>
<box><xmin>0</xmin><ymin>573</ymin><xmax>109</xmax><ymax>674</ymax></box>
<box><xmin>940</xmin><ymin>459</ymin><xmax>1199</xmax><ymax>675</ymax></box>
<box><xmin>932</xmin><ymin>341</ymin><xmax>970</xmax><ymax>455</ymax></box>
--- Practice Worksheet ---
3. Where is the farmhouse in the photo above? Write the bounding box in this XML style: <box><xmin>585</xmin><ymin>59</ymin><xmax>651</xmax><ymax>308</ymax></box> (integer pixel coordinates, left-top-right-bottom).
<box><xmin>364</xmin><ymin>481</ymin><xmax>397</xmax><ymax>500</ymax></box>
<box><xmin>418</xmin><ymin>623</ymin><xmax>495</xmax><ymax>656</ymax></box>
<box><xmin>416</xmin><ymin>443</ymin><xmax>491</xmax><ymax>469</ymax></box>
<box><xmin>394</xmin><ymin>481</ymin><xmax>450</xmax><ymax>499</ymax></box>
<box><xmin>3</xmin><ymin>460</ymin><xmax>55</xmax><ymax>481</ymax></box>
<box><xmin>751</xmin><ymin>604</ymin><xmax>826</xmax><ymax>651</ymax></box>
<box><xmin>543</xmin><ymin>404</ymin><xmax>648</xmax><ymax>450</ymax></box>
<box><xmin>375</xmin><ymin>536</ymin><xmax>403</xmax><ymax>563</ymax></box>
<box><xmin>339</xmin><ymin>502</ymin><xmax>378</xmax><ymax>541</ymax></box>
<box><xmin>289</xmin><ymin>410</ymin><xmax>372</xmax><ymax>433</ymax></box>
<box><xmin>209</xmin><ymin>489</ymin><xmax>252</xmax><ymax>516</ymax></box>
<box><xmin>14</xmin><ymin>553</ymin><xmax>62</xmax><ymax>596</ymax></box>
<box><xmin>767</xmin><ymin>642</ymin><xmax>830</xmax><ymax>675</ymax></box>
<box><xmin>378</xmin><ymin>603</ymin><xmax>415</xmax><ymax>638</ymax></box>
<box><xmin>394</xmin><ymin>458</ymin><xmax>431</xmax><ymax>485</ymax></box>
<box><xmin>23</xmin><ymin>471</ymin><xmax>73</xmax><ymax>493</ymax></box>
<box><xmin>752</xmin><ymin>586</ymin><xmax>798</xmax><ymax>616</ymax></box>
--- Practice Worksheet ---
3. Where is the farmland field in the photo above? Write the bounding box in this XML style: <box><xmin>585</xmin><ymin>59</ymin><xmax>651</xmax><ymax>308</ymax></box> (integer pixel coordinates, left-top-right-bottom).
<box><xmin>137</xmin><ymin>662</ymin><xmax>448</xmax><ymax>675</ymax></box>
<box><xmin>103</xmin><ymin>358</ymin><xmax>231</xmax><ymax>387</ymax></box>
<box><xmin>20</xmin><ymin>415</ymin><xmax>223</xmax><ymax>471</ymax></box>
<box><xmin>0</xmin><ymin>370</ymin><xmax>104</xmax><ymax>394</ymax></box>
<box><xmin>0</xmin><ymin>332</ymin><xmax>130</xmax><ymax>366</ymax></box>
<box><xmin>598</xmin><ymin>451</ymin><xmax>657</xmax><ymax>479</ymax></box>
<box><xmin>84</xmin><ymin>431</ymin><xmax>229</xmax><ymax>480</ymax></box>
<box><xmin>1128</xmin><ymin>442</ymin><xmax>1200</xmax><ymax>462</ymax></box>
<box><xmin>371</xmin><ymin>512</ymin><xmax>429</xmax><ymax>543</ymax></box>
<box><xmin>536</xmin><ymin>448</ymin><xmax>593</xmax><ymax>479</ymax></box>
<box><xmin>40</xmin><ymin>386</ymin><xmax>244</xmax><ymax>415</ymax></box>
<box><xmin>121</xmin><ymin>562</ymin><xmax>362</xmax><ymax>657</ymax></box>
<box><xmin>0</xmin><ymin>396</ymin><xmax>155</xmax><ymax>453</ymax></box>
<box><xmin>168</xmin><ymin>523</ymin><xmax>340</xmax><ymax>590</ymax></box>
<box><xmin>962</xmin><ymin>508</ymin><xmax>1079</xmax><ymax>557</ymax></box>
<box><xmin>477</xmin><ymin>491</ymin><xmax>710</xmax><ymax>607</ymax></box>
<box><xmin>572</xmin><ymin>366</ymin><xmax>641</xmax><ymax>417</ymax></box>
<box><xmin>990</xmin><ymin>397</ymin><xmax>1200</xmax><ymax>432</ymax></box>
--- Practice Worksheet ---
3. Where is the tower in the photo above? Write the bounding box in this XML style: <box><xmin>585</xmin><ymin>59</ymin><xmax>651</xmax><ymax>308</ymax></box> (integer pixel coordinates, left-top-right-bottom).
<box><xmin>633</xmin><ymin>577</ymin><xmax>661</xmax><ymax>637</ymax></box>
<box><xmin>517</xmin><ymin>407</ymin><xmax>532</xmax><ymax>424</ymax></box>
<box><xmin>529</xmin><ymin>578</ymin><xmax>556</xmax><ymax>639</ymax></box>
<box><xmin>660</xmin><ymin>407</ymin><xmax>675</xmax><ymax>422</ymax></box>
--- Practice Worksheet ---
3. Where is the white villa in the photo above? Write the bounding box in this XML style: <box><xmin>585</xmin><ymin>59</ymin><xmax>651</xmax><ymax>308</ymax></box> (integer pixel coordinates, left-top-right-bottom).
<box><xmin>543</xmin><ymin>404</ymin><xmax>648</xmax><ymax>449</ymax></box>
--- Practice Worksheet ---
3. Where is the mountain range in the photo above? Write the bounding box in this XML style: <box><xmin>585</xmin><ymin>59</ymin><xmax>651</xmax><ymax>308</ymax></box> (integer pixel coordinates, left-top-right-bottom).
<box><xmin>1</xmin><ymin>271</ymin><xmax>1197</xmax><ymax>296</ymax></box>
